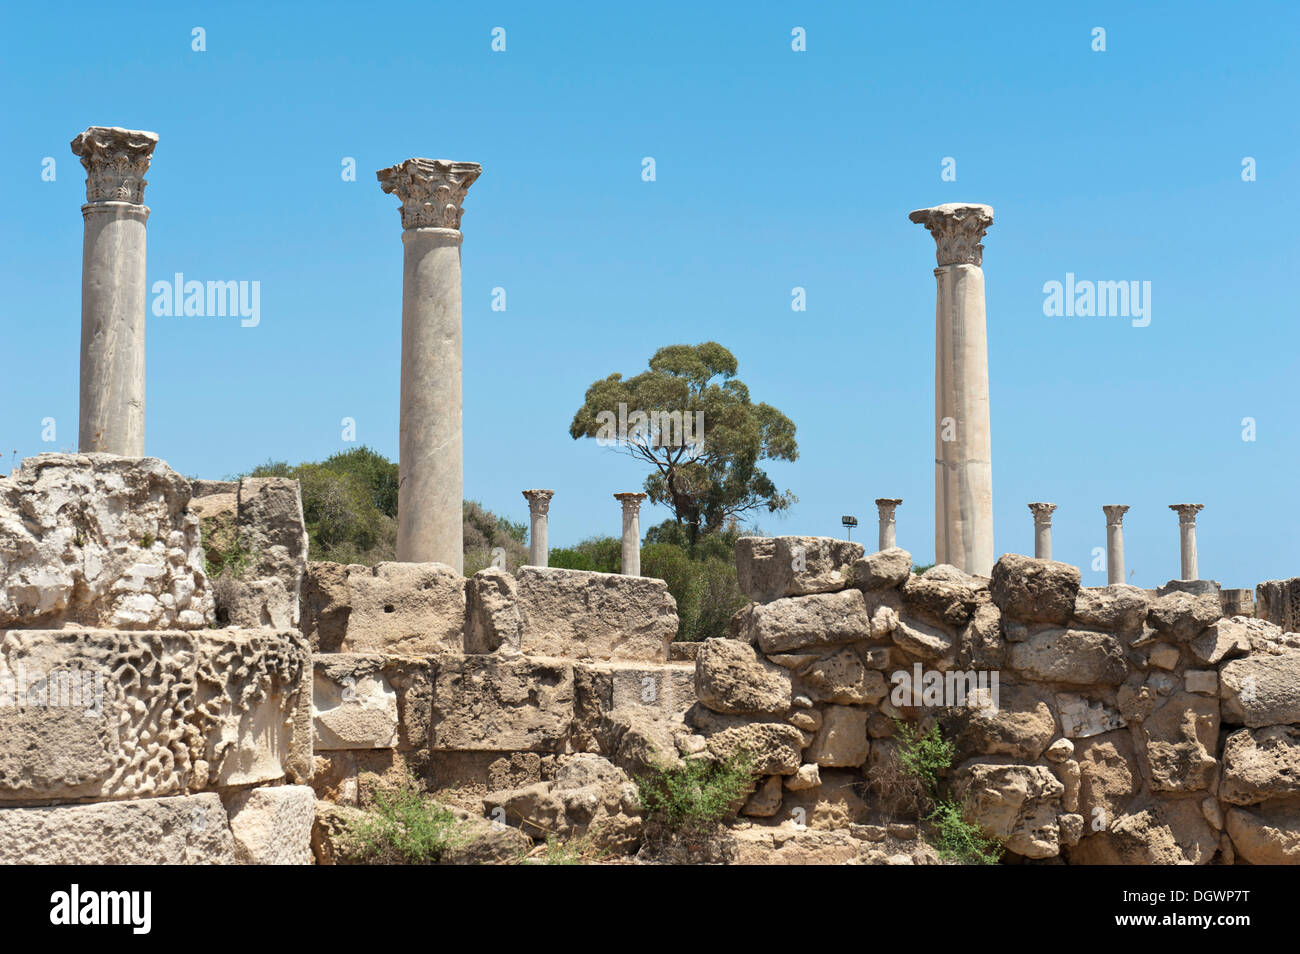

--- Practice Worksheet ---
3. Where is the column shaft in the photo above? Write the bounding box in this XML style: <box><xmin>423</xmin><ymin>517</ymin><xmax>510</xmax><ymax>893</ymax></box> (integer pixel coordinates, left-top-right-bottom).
<box><xmin>933</xmin><ymin>263</ymin><xmax>993</xmax><ymax>575</ymax></box>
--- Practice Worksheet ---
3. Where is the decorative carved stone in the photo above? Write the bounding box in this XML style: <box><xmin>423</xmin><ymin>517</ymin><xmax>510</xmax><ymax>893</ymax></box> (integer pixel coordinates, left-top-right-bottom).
<box><xmin>909</xmin><ymin>203</ymin><xmax>994</xmax><ymax>267</ymax></box>
<box><xmin>70</xmin><ymin>126</ymin><xmax>158</xmax><ymax>205</ymax></box>
<box><xmin>376</xmin><ymin>158</ymin><xmax>482</xmax><ymax>230</ymax></box>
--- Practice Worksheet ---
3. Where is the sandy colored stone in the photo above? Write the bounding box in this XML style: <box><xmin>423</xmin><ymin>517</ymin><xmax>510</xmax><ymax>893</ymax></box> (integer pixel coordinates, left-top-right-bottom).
<box><xmin>313</xmin><ymin>654</ymin><xmax>432</xmax><ymax>751</ymax></box>
<box><xmin>301</xmin><ymin>561</ymin><xmax>466</xmax><ymax>654</ymax></box>
<box><xmin>735</xmin><ymin>536</ymin><xmax>863</xmax><ymax>602</ymax></box>
<box><xmin>515</xmin><ymin>566</ymin><xmax>677</xmax><ymax>661</ymax></box>
<box><xmin>1220</xmin><ymin>652</ymin><xmax>1300</xmax><ymax>727</ymax></box>
<box><xmin>851</xmin><ymin>547</ymin><xmax>912</xmax><ymax>590</ymax></box>
<box><xmin>799</xmin><ymin>647</ymin><xmax>888</xmax><ymax>705</ymax></box>
<box><xmin>1146</xmin><ymin>591</ymin><xmax>1221</xmax><ymax>643</ymax></box>
<box><xmin>1008</xmin><ymin>628</ymin><xmax>1127</xmax><ymax>685</ymax></box>
<box><xmin>807</xmin><ymin>705</ymin><xmax>870</xmax><ymax>768</ymax></box>
<box><xmin>951</xmin><ymin>759</ymin><xmax>1064</xmax><ymax>859</ymax></box>
<box><xmin>225</xmin><ymin>784</ymin><xmax>315</xmax><ymax>864</ymax></box>
<box><xmin>1069</xmin><ymin>799</ymin><xmax>1216</xmax><ymax>865</ymax></box>
<box><xmin>989</xmin><ymin>553</ymin><xmax>1080</xmax><ymax>625</ymax></box>
<box><xmin>749</xmin><ymin>589</ymin><xmax>871</xmax><ymax>654</ymax></box>
<box><xmin>1072</xmin><ymin>584</ymin><xmax>1148</xmax><ymax>632</ymax></box>
<box><xmin>0</xmin><ymin>454</ymin><xmax>212</xmax><ymax>630</ymax></box>
<box><xmin>942</xmin><ymin>682</ymin><xmax>1056</xmax><ymax>761</ymax></box>
<box><xmin>1225</xmin><ymin>803</ymin><xmax>1300</xmax><ymax>864</ymax></box>
<box><xmin>464</xmin><ymin>567</ymin><xmax>521</xmax><ymax>653</ymax></box>
<box><xmin>1221</xmin><ymin>725</ymin><xmax>1300</xmax><ymax>805</ymax></box>
<box><xmin>704</xmin><ymin>722</ymin><xmax>803</xmax><ymax>776</ymax></box>
<box><xmin>0</xmin><ymin>792</ymin><xmax>234</xmax><ymax>864</ymax></box>
<box><xmin>432</xmin><ymin>655</ymin><xmax>573</xmax><ymax>752</ymax></box>
<box><xmin>694</xmin><ymin>637</ymin><xmax>791</xmax><ymax>716</ymax></box>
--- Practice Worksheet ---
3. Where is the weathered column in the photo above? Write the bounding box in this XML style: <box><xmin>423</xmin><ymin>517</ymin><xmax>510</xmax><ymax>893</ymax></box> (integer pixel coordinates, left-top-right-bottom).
<box><xmin>1028</xmin><ymin>502</ymin><xmax>1057</xmax><ymax>560</ymax></box>
<box><xmin>522</xmin><ymin>489</ymin><xmax>554</xmax><ymax>567</ymax></box>
<box><xmin>1170</xmin><ymin>504</ymin><xmax>1204</xmax><ymax>581</ymax></box>
<box><xmin>1103</xmin><ymin>505</ymin><xmax>1129</xmax><ymax>585</ymax></box>
<box><xmin>911</xmin><ymin>203</ymin><xmax>995</xmax><ymax>577</ymax></box>
<box><xmin>72</xmin><ymin>127</ymin><xmax>158</xmax><ymax>456</ymax></box>
<box><xmin>378</xmin><ymin>158</ymin><xmax>482</xmax><ymax>573</ymax></box>
<box><xmin>875</xmin><ymin>498</ymin><xmax>902</xmax><ymax>550</ymax></box>
<box><xmin>614</xmin><ymin>492</ymin><xmax>647</xmax><ymax>576</ymax></box>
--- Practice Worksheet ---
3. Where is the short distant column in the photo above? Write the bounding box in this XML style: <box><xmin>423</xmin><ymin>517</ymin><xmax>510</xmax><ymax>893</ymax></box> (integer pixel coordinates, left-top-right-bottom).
<box><xmin>614</xmin><ymin>492</ymin><xmax>647</xmax><ymax>576</ymax></box>
<box><xmin>875</xmin><ymin>498</ymin><xmax>902</xmax><ymax>550</ymax></box>
<box><xmin>522</xmin><ymin>489</ymin><xmax>554</xmax><ymax>567</ymax></box>
<box><xmin>1028</xmin><ymin>502</ymin><xmax>1057</xmax><ymax>560</ymax></box>
<box><xmin>1169</xmin><ymin>504</ymin><xmax>1204</xmax><ymax>581</ymax></box>
<box><xmin>1103</xmin><ymin>505</ymin><xmax>1130</xmax><ymax>586</ymax></box>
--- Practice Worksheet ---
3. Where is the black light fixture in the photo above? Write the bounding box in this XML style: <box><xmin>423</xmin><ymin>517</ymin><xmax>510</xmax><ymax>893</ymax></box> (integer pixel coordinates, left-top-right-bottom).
<box><xmin>841</xmin><ymin>515</ymin><xmax>858</xmax><ymax>539</ymax></box>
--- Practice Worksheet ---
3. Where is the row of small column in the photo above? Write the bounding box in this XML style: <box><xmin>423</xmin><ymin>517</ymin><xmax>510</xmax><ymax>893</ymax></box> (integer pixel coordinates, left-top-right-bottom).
<box><xmin>1029</xmin><ymin>502</ymin><xmax>1205</xmax><ymax>583</ymax></box>
<box><xmin>522</xmin><ymin>489</ymin><xmax>647</xmax><ymax>576</ymax></box>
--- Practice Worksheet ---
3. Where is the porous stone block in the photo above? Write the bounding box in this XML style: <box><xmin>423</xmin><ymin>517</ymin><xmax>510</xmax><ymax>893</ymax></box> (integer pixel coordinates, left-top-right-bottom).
<box><xmin>1007</xmin><ymin>628</ymin><xmax>1127</xmax><ymax>685</ymax></box>
<box><xmin>464</xmin><ymin>567</ymin><xmax>521</xmax><ymax>653</ymax></box>
<box><xmin>1072</xmin><ymin>584</ymin><xmax>1149</xmax><ymax>632</ymax></box>
<box><xmin>1221</xmin><ymin>652</ymin><xmax>1300</xmax><ymax>727</ymax></box>
<box><xmin>432</xmin><ymin>655</ymin><xmax>574</xmax><ymax>752</ymax></box>
<box><xmin>515</xmin><ymin>566</ymin><xmax>677</xmax><ymax>661</ymax></box>
<box><xmin>224</xmin><ymin>784</ymin><xmax>315</xmax><ymax>864</ymax></box>
<box><xmin>748</xmin><ymin>589</ymin><xmax>872</xmax><ymax>654</ymax></box>
<box><xmin>1225</xmin><ymin>803</ymin><xmax>1300</xmax><ymax>864</ymax></box>
<box><xmin>1256</xmin><ymin>578</ymin><xmax>1300</xmax><ymax>632</ymax></box>
<box><xmin>0</xmin><ymin>627</ymin><xmax>311</xmax><ymax>802</ymax></box>
<box><xmin>850</xmin><ymin>547</ymin><xmax>912</xmax><ymax>591</ymax></box>
<box><xmin>989</xmin><ymin>554</ymin><xmax>1080</xmax><ymax>625</ymax></box>
<box><xmin>237</xmin><ymin>477</ymin><xmax>310</xmax><ymax>626</ymax></box>
<box><xmin>694</xmin><ymin>637</ymin><xmax>791</xmax><ymax>716</ymax></box>
<box><xmin>1221</xmin><ymin>726</ymin><xmax>1300</xmax><ymax>805</ymax></box>
<box><xmin>301</xmin><ymin>561</ymin><xmax>466</xmax><ymax>654</ymax></box>
<box><xmin>0</xmin><ymin>454</ymin><xmax>213</xmax><ymax>630</ymax></box>
<box><xmin>313</xmin><ymin>654</ymin><xmax>432</xmax><ymax>751</ymax></box>
<box><xmin>951</xmin><ymin>759</ymin><xmax>1064</xmax><ymax>859</ymax></box>
<box><xmin>0</xmin><ymin>793</ymin><xmax>235</xmax><ymax>864</ymax></box>
<box><xmin>735</xmin><ymin>536</ymin><xmax>863</xmax><ymax>602</ymax></box>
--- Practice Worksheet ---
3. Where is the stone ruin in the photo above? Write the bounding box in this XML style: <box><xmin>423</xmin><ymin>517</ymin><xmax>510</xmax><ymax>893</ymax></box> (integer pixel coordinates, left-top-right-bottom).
<box><xmin>6</xmin><ymin>460</ymin><xmax>1300</xmax><ymax>864</ymax></box>
<box><xmin>6</xmin><ymin>124</ymin><xmax>1299</xmax><ymax>865</ymax></box>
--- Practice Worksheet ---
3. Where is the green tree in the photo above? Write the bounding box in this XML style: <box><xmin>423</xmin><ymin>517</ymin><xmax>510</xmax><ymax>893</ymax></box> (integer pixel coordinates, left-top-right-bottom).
<box><xmin>568</xmin><ymin>342</ymin><xmax>798</xmax><ymax>545</ymax></box>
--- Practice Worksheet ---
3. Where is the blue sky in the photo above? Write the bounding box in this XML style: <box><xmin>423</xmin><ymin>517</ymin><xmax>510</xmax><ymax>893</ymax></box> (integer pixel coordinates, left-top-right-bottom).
<box><xmin>2</xmin><ymin>1</ymin><xmax>1297</xmax><ymax>590</ymax></box>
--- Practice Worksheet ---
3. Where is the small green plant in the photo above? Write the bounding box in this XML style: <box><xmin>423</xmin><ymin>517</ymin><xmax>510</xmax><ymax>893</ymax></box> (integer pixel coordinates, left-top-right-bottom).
<box><xmin>523</xmin><ymin>834</ymin><xmax>604</xmax><ymax>865</ymax></box>
<box><xmin>340</xmin><ymin>773</ymin><xmax>467</xmax><ymax>864</ymax></box>
<box><xmin>893</xmin><ymin>719</ymin><xmax>1002</xmax><ymax>865</ymax></box>
<box><xmin>893</xmin><ymin>720</ymin><xmax>954</xmax><ymax>792</ymax></box>
<box><xmin>911</xmin><ymin>563</ymin><xmax>936</xmax><ymax>576</ymax></box>
<box><xmin>927</xmin><ymin>797</ymin><xmax>1003</xmax><ymax>866</ymax></box>
<box><xmin>636</xmin><ymin>751</ymin><xmax>756</xmax><ymax>835</ymax></box>
<box><xmin>139</xmin><ymin>533</ymin><xmax>155</xmax><ymax>549</ymax></box>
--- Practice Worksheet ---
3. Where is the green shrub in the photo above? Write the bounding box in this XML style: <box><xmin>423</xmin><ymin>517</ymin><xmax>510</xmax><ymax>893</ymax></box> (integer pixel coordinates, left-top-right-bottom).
<box><xmin>548</xmin><ymin>547</ymin><xmax>597</xmax><ymax>572</ymax></box>
<box><xmin>340</xmin><ymin>774</ymin><xmax>467</xmax><ymax>864</ymax></box>
<box><xmin>927</xmin><ymin>797</ymin><xmax>1003</xmax><ymax>865</ymax></box>
<box><xmin>893</xmin><ymin>720</ymin><xmax>954</xmax><ymax>793</ymax></box>
<box><xmin>636</xmin><ymin>751</ymin><xmax>755</xmax><ymax>835</ymax></box>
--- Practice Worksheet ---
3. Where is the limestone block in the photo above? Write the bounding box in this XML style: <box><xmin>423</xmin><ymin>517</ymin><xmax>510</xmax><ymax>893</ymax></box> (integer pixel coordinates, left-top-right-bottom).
<box><xmin>1136</xmin><ymin>691</ymin><xmax>1218</xmax><ymax>793</ymax></box>
<box><xmin>695</xmin><ymin>637</ymin><xmax>791</xmax><ymax>716</ymax></box>
<box><xmin>224</xmin><ymin>784</ymin><xmax>315</xmax><ymax>864</ymax></box>
<box><xmin>313</xmin><ymin>654</ymin><xmax>433</xmax><ymax>751</ymax></box>
<box><xmin>1008</xmin><ymin>628</ymin><xmax>1127</xmax><ymax>685</ymax></box>
<box><xmin>951</xmin><ymin>759</ymin><xmax>1064</xmax><ymax>859</ymax></box>
<box><xmin>217</xmin><ymin>577</ymin><xmax>295</xmax><ymax>630</ymax></box>
<box><xmin>798</xmin><ymin>648</ymin><xmax>888</xmax><ymax>705</ymax></box>
<box><xmin>901</xmin><ymin>571</ymin><xmax>986</xmax><ymax>627</ymax></box>
<box><xmin>989</xmin><ymin>554</ymin><xmax>1080</xmax><ymax>625</ymax></box>
<box><xmin>1073</xmin><ymin>584</ymin><xmax>1149</xmax><ymax>632</ymax></box>
<box><xmin>850</xmin><ymin>547</ymin><xmax>912</xmax><ymax>591</ymax></box>
<box><xmin>740</xmin><ymin>774</ymin><xmax>784</xmax><ymax>817</ymax></box>
<box><xmin>704</xmin><ymin>722</ymin><xmax>804</xmax><ymax>775</ymax></box>
<box><xmin>942</xmin><ymin>682</ymin><xmax>1056</xmax><ymax>760</ymax></box>
<box><xmin>1254</xmin><ymin>577</ymin><xmax>1300</xmax><ymax>632</ymax></box>
<box><xmin>892</xmin><ymin>617</ymin><xmax>957</xmax><ymax>660</ymax></box>
<box><xmin>515</xmin><ymin>566</ymin><xmax>677</xmax><ymax>661</ymax></box>
<box><xmin>1221</xmin><ymin>725</ymin><xmax>1300</xmax><ymax>805</ymax></box>
<box><xmin>432</xmin><ymin>655</ymin><xmax>574</xmax><ymax>752</ymax></box>
<box><xmin>607</xmin><ymin>662</ymin><xmax>696</xmax><ymax>718</ymax></box>
<box><xmin>0</xmin><ymin>454</ymin><xmax>213</xmax><ymax>630</ymax></box>
<box><xmin>1225</xmin><ymin>803</ymin><xmax>1300</xmax><ymax>864</ymax></box>
<box><xmin>0</xmin><ymin>792</ymin><xmax>235</xmax><ymax>864</ymax></box>
<box><xmin>1069</xmin><ymin>799</ymin><xmax>1217</xmax><ymax>865</ymax></box>
<box><xmin>735</xmin><ymin>536</ymin><xmax>863</xmax><ymax>602</ymax></box>
<box><xmin>1221</xmin><ymin>652</ymin><xmax>1300</xmax><ymax>727</ymax></box>
<box><xmin>0</xmin><ymin>627</ymin><xmax>310</xmax><ymax>802</ymax></box>
<box><xmin>807</xmin><ymin>705</ymin><xmax>870</xmax><ymax>768</ymax></box>
<box><xmin>1073</xmin><ymin>731</ymin><xmax>1142</xmax><ymax>823</ymax></box>
<box><xmin>1184</xmin><ymin>669</ymin><xmax>1218</xmax><ymax>695</ymax></box>
<box><xmin>237</xmin><ymin>477</ymin><xmax>309</xmax><ymax>626</ymax></box>
<box><xmin>1146</xmin><ymin>592</ymin><xmax>1222</xmax><ymax>643</ymax></box>
<box><xmin>749</xmin><ymin>589</ymin><xmax>871</xmax><ymax>654</ymax></box>
<box><xmin>1055</xmin><ymin>693</ymin><xmax>1124</xmax><ymax>739</ymax></box>
<box><xmin>301</xmin><ymin>561</ymin><xmax>466</xmax><ymax>654</ymax></box>
<box><xmin>464</xmin><ymin>567</ymin><xmax>521</xmax><ymax>654</ymax></box>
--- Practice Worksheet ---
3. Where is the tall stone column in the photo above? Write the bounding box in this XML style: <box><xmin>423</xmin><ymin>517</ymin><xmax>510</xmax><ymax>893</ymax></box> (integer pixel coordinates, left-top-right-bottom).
<box><xmin>1028</xmin><ymin>502</ymin><xmax>1057</xmax><ymax>560</ymax></box>
<box><xmin>1170</xmin><ymin>504</ymin><xmax>1204</xmax><ymax>581</ymax></box>
<box><xmin>875</xmin><ymin>498</ymin><xmax>902</xmax><ymax>551</ymax></box>
<box><xmin>1103</xmin><ymin>505</ymin><xmax>1129</xmax><ymax>585</ymax></box>
<box><xmin>910</xmin><ymin>203</ymin><xmax>995</xmax><ymax>577</ymax></box>
<box><xmin>72</xmin><ymin>127</ymin><xmax>158</xmax><ymax>456</ymax></box>
<box><xmin>614</xmin><ymin>492</ymin><xmax>647</xmax><ymax>576</ymax></box>
<box><xmin>522</xmin><ymin>489</ymin><xmax>554</xmax><ymax>567</ymax></box>
<box><xmin>378</xmin><ymin>158</ymin><xmax>482</xmax><ymax>573</ymax></box>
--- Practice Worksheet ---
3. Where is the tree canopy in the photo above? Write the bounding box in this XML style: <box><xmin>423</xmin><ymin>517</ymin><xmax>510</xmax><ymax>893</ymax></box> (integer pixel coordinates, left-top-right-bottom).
<box><xmin>568</xmin><ymin>342</ymin><xmax>797</xmax><ymax>543</ymax></box>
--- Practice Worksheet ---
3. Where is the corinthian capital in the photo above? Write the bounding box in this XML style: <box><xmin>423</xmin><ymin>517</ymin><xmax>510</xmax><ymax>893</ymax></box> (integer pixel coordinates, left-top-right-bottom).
<box><xmin>377</xmin><ymin>158</ymin><xmax>482</xmax><ymax>230</ymax></box>
<box><xmin>909</xmin><ymin>202</ymin><xmax>994</xmax><ymax>266</ymax></box>
<box><xmin>1103</xmin><ymin>504</ymin><xmax>1130</xmax><ymax>528</ymax></box>
<box><xmin>1028</xmin><ymin>502</ymin><xmax>1057</xmax><ymax>523</ymax></box>
<box><xmin>1169</xmin><ymin>503</ymin><xmax>1204</xmax><ymax>525</ymax></box>
<box><xmin>70</xmin><ymin>126</ymin><xmax>158</xmax><ymax>204</ymax></box>
<box><xmin>522</xmin><ymin>489</ymin><xmax>554</xmax><ymax>515</ymax></box>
